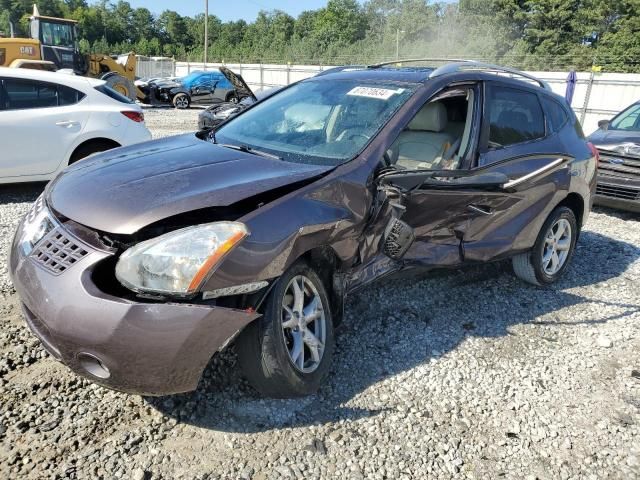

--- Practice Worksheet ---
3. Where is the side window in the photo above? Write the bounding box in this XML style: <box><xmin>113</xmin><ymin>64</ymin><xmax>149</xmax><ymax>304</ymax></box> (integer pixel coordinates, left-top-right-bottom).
<box><xmin>541</xmin><ymin>96</ymin><xmax>569</xmax><ymax>133</ymax></box>
<box><xmin>211</xmin><ymin>73</ymin><xmax>226</xmax><ymax>88</ymax></box>
<box><xmin>486</xmin><ymin>86</ymin><xmax>545</xmax><ymax>148</ymax></box>
<box><xmin>4</xmin><ymin>79</ymin><xmax>58</xmax><ymax>110</ymax></box>
<box><xmin>58</xmin><ymin>85</ymin><xmax>85</xmax><ymax>106</ymax></box>
<box><xmin>610</xmin><ymin>103</ymin><xmax>640</xmax><ymax>131</ymax></box>
<box><xmin>387</xmin><ymin>87</ymin><xmax>477</xmax><ymax>171</ymax></box>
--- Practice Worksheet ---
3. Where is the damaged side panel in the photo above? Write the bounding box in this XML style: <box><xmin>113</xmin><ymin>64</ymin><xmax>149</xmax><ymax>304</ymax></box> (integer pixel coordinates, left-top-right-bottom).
<box><xmin>203</xmin><ymin>169</ymin><xmax>376</xmax><ymax>292</ymax></box>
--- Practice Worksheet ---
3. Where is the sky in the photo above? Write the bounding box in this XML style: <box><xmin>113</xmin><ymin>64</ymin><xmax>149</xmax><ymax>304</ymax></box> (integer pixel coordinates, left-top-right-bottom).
<box><xmin>98</xmin><ymin>0</ymin><xmax>336</xmax><ymax>21</ymax></box>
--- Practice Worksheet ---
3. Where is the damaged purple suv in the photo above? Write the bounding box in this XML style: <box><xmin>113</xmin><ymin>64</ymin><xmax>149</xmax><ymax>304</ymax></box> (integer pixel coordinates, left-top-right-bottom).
<box><xmin>10</xmin><ymin>61</ymin><xmax>596</xmax><ymax>398</ymax></box>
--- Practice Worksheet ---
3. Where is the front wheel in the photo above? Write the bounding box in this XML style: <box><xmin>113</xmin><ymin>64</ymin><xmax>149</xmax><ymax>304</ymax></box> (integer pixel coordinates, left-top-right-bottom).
<box><xmin>236</xmin><ymin>261</ymin><xmax>334</xmax><ymax>398</ymax></box>
<box><xmin>512</xmin><ymin>206</ymin><xmax>578</xmax><ymax>286</ymax></box>
<box><xmin>173</xmin><ymin>93</ymin><xmax>190</xmax><ymax>109</ymax></box>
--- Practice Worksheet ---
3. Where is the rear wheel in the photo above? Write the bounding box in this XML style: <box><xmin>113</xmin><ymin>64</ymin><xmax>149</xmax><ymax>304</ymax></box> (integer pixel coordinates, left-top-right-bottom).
<box><xmin>512</xmin><ymin>206</ymin><xmax>578</xmax><ymax>286</ymax></box>
<box><xmin>173</xmin><ymin>93</ymin><xmax>190</xmax><ymax>109</ymax></box>
<box><xmin>236</xmin><ymin>260</ymin><xmax>334</xmax><ymax>398</ymax></box>
<box><xmin>69</xmin><ymin>140</ymin><xmax>119</xmax><ymax>164</ymax></box>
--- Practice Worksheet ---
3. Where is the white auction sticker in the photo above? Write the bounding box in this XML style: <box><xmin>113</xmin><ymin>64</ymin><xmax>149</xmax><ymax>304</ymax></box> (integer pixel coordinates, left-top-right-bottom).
<box><xmin>347</xmin><ymin>86</ymin><xmax>404</xmax><ymax>100</ymax></box>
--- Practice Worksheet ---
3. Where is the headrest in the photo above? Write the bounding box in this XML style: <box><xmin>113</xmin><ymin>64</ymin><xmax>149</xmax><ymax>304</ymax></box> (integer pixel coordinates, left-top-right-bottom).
<box><xmin>408</xmin><ymin>102</ymin><xmax>447</xmax><ymax>132</ymax></box>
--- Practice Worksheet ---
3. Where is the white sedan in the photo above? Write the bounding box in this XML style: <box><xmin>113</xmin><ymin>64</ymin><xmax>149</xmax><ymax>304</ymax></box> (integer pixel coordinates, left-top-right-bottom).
<box><xmin>0</xmin><ymin>68</ymin><xmax>152</xmax><ymax>184</ymax></box>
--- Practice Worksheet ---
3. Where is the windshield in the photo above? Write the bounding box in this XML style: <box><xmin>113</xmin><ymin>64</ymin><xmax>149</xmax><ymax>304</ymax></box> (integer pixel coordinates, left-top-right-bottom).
<box><xmin>40</xmin><ymin>21</ymin><xmax>74</xmax><ymax>48</ymax></box>
<box><xmin>610</xmin><ymin>103</ymin><xmax>640</xmax><ymax>131</ymax></box>
<box><xmin>215</xmin><ymin>79</ymin><xmax>418</xmax><ymax>166</ymax></box>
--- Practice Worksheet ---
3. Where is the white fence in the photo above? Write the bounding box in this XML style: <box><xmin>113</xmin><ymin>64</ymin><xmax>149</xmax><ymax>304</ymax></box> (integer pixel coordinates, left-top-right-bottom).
<box><xmin>134</xmin><ymin>56</ymin><xmax>176</xmax><ymax>80</ymax></box>
<box><xmin>166</xmin><ymin>61</ymin><xmax>640</xmax><ymax>134</ymax></box>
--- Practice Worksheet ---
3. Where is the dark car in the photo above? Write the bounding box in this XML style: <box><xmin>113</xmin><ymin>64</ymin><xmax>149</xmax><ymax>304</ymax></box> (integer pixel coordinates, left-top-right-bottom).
<box><xmin>587</xmin><ymin>101</ymin><xmax>640</xmax><ymax>212</ymax></box>
<box><xmin>198</xmin><ymin>86</ymin><xmax>282</xmax><ymax>130</ymax></box>
<box><xmin>10</xmin><ymin>61</ymin><xmax>596</xmax><ymax>398</ymax></box>
<box><xmin>139</xmin><ymin>66</ymin><xmax>253</xmax><ymax>109</ymax></box>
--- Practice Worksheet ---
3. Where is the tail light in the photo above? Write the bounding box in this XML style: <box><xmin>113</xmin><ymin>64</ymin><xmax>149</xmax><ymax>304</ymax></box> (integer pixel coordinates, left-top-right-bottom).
<box><xmin>587</xmin><ymin>142</ymin><xmax>600</xmax><ymax>167</ymax></box>
<box><xmin>121</xmin><ymin>111</ymin><xmax>144</xmax><ymax>123</ymax></box>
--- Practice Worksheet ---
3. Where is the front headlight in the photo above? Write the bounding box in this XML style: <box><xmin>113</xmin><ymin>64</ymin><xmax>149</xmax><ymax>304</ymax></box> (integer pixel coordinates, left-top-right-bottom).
<box><xmin>115</xmin><ymin>222</ymin><xmax>249</xmax><ymax>296</ymax></box>
<box><xmin>20</xmin><ymin>197</ymin><xmax>54</xmax><ymax>256</ymax></box>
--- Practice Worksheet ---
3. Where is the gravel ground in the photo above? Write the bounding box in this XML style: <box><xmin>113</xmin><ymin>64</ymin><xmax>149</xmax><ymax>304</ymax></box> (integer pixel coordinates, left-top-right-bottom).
<box><xmin>1</xmin><ymin>108</ymin><xmax>639</xmax><ymax>480</ymax></box>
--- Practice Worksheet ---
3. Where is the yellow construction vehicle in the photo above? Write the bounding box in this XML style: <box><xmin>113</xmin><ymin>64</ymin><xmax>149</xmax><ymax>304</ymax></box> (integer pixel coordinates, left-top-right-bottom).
<box><xmin>0</xmin><ymin>5</ymin><xmax>141</xmax><ymax>100</ymax></box>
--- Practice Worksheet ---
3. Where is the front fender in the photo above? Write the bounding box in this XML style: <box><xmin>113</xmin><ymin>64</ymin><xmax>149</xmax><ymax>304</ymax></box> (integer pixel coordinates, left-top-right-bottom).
<box><xmin>202</xmin><ymin>174</ymin><xmax>372</xmax><ymax>292</ymax></box>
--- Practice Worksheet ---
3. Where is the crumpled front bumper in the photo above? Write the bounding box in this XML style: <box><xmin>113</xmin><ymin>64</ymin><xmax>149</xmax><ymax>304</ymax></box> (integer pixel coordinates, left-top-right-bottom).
<box><xmin>138</xmin><ymin>85</ymin><xmax>172</xmax><ymax>106</ymax></box>
<box><xmin>9</xmin><ymin>217</ymin><xmax>259</xmax><ymax>396</ymax></box>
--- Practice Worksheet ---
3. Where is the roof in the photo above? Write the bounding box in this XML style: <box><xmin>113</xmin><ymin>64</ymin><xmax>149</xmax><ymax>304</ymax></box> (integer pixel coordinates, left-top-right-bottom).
<box><xmin>313</xmin><ymin>61</ymin><xmax>551</xmax><ymax>91</ymax></box>
<box><xmin>314</xmin><ymin>66</ymin><xmax>433</xmax><ymax>84</ymax></box>
<box><xmin>0</xmin><ymin>67</ymin><xmax>102</xmax><ymax>89</ymax></box>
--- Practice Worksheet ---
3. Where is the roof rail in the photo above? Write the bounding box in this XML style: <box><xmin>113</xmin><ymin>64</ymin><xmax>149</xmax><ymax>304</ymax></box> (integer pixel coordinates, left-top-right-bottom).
<box><xmin>429</xmin><ymin>61</ymin><xmax>552</xmax><ymax>90</ymax></box>
<box><xmin>315</xmin><ymin>65</ymin><xmax>364</xmax><ymax>76</ymax></box>
<box><xmin>367</xmin><ymin>58</ymin><xmax>472</xmax><ymax>69</ymax></box>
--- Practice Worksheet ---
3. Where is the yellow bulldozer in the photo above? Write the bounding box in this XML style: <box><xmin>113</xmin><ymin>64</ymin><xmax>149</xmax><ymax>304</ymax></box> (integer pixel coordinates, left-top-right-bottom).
<box><xmin>0</xmin><ymin>5</ymin><xmax>141</xmax><ymax>100</ymax></box>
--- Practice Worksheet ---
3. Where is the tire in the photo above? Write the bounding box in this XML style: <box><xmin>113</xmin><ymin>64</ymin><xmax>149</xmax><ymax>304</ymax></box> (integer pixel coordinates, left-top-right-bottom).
<box><xmin>173</xmin><ymin>93</ymin><xmax>190</xmax><ymax>109</ymax></box>
<box><xmin>101</xmin><ymin>73</ymin><xmax>136</xmax><ymax>101</ymax></box>
<box><xmin>236</xmin><ymin>260</ymin><xmax>335</xmax><ymax>398</ymax></box>
<box><xmin>512</xmin><ymin>206</ymin><xmax>578</xmax><ymax>286</ymax></box>
<box><xmin>69</xmin><ymin>141</ymin><xmax>118</xmax><ymax>164</ymax></box>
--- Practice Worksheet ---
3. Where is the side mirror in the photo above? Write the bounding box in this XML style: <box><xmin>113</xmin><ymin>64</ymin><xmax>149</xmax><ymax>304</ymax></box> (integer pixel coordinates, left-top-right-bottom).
<box><xmin>598</xmin><ymin>119</ymin><xmax>610</xmax><ymax>130</ymax></box>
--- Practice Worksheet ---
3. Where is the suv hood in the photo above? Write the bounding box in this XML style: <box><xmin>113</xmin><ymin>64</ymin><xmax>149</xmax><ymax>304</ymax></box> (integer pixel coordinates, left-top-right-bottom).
<box><xmin>588</xmin><ymin>128</ymin><xmax>640</xmax><ymax>158</ymax></box>
<box><xmin>47</xmin><ymin>135</ymin><xmax>331</xmax><ymax>235</ymax></box>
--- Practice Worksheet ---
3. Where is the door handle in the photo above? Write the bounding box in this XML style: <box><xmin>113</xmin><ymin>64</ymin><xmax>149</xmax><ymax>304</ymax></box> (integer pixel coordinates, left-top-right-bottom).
<box><xmin>467</xmin><ymin>204</ymin><xmax>493</xmax><ymax>215</ymax></box>
<box><xmin>56</xmin><ymin>120</ymin><xmax>80</xmax><ymax>128</ymax></box>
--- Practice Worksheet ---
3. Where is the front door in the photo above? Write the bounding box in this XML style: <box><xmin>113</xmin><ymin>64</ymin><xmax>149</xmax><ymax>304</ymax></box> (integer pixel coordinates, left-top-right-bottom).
<box><xmin>380</xmin><ymin>81</ymin><xmax>572</xmax><ymax>267</ymax></box>
<box><xmin>190</xmin><ymin>74</ymin><xmax>216</xmax><ymax>104</ymax></box>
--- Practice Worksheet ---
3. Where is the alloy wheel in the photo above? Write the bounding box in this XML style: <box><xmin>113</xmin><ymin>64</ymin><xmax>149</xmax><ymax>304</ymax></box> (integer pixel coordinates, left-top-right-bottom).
<box><xmin>281</xmin><ymin>275</ymin><xmax>326</xmax><ymax>373</ymax></box>
<box><xmin>541</xmin><ymin>218</ymin><xmax>572</xmax><ymax>275</ymax></box>
<box><xmin>175</xmin><ymin>96</ymin><xmax>189</xmax><ymax>108</ymax></box>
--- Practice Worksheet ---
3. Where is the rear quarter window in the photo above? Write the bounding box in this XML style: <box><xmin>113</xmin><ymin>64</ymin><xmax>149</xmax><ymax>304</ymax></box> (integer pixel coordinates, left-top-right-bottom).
<box><xmin>58</xmin><ymin>85</ymin><xmax>86</xmax><ymax>106</ymax></box>
<box><xmin>541</xmin><ymin>96</ymin><xmax>569</xmax><ymax>133</ymax></box>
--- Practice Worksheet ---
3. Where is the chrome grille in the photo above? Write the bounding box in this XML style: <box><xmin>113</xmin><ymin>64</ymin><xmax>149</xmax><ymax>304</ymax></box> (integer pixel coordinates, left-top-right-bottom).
<box><xmin>597</xmin><ymin>151</ymin><xmax>640</xmax><ymax>179</ymax></box>
<box><xmin>30</xmin><ymin>227</ymin><xmax>89</xmax><ymax>275</ymax></box>
<box><xmin>596</xmin><ymin>184</ymin><xmax>640</xmax><ymax>200</ymax></box>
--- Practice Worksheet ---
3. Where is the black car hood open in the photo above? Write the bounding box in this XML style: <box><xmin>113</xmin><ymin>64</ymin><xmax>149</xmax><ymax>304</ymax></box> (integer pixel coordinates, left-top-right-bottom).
<box><xmin>219</xmin><ymin>66</ymin><xmax>256</xmax><ymax>101</ymax></box>
<box><xmin>47</xmin><ymin>135</ymin><xmax>332</xmax><ymax>235</ymax></box>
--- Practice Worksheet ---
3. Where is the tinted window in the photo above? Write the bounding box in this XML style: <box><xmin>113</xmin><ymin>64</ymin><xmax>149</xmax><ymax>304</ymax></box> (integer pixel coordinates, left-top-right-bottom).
<box><xmin>0</xmin><ymin>79</ymin><xmax>85</xmax><ymax>110</ymax></box>
<box><xmin>487</xmin><ymin>86</ymin><xmax>545</xmax><ymax>147</ymax></box>
<box><xmin>542</xmin><ymin>96</ymin><xmax>569</xmax><ymax>132</ymax></box>
<box><xmin>95</xmin><ymin>84</ymin><xmax>134</xmax><ymax>104</ymax></box>
<box><xmin>610</xmin><ymin>103</ymin><xmax>640</xmax><ymax>131</ymax></box>
<box><xmin>4</xmin><ymin>79</ymin><xmax>58</xmax><ymax>109</ymax></box>
<box><xmin>58</xmin><ymin>85</ymin><xmax>85</xmax><ymax>106</ymax></box>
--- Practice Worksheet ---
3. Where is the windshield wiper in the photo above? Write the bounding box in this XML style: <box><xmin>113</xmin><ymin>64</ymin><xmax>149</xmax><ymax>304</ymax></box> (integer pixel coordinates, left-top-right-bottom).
<box><xmin>220</xmin><ymin>143</ymin><xmax>282</xmax><ymax>160</ymax></box>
